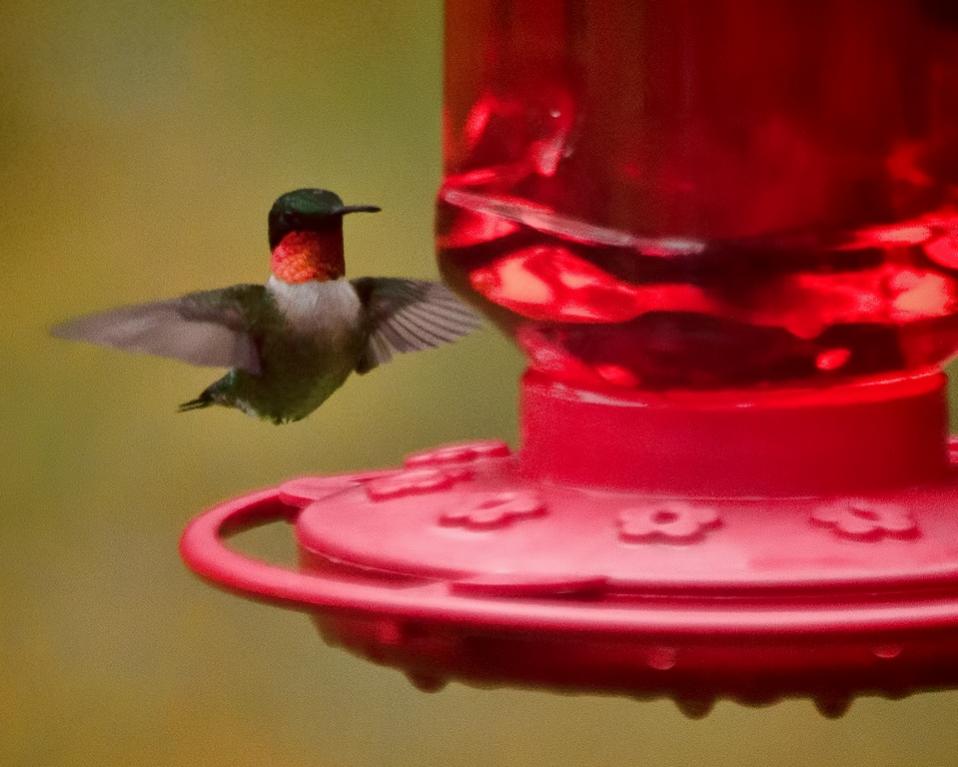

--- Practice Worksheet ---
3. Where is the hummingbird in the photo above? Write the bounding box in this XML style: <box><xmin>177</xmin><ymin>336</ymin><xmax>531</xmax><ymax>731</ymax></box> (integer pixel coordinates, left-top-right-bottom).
<box><xmin>52</xmin><ymin>188</ymin><xmax>480</xmax><ymax>424</ymax></box>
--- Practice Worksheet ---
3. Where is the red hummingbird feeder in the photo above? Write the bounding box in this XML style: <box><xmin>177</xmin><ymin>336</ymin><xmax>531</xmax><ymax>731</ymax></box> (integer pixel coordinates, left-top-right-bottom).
<box><xmin>181</xmin><ymin>0</ymin><xmax>958</xmax><ymax>717</ymax></box>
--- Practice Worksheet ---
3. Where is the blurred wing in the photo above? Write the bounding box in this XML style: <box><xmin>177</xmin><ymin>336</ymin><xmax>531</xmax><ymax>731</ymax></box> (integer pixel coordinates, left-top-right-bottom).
<box><xmin>51</xmin><ymin>284</ymin><xmax>266</xmax><ymax>374</ymax></box>
<box><xmin>351</xmin><ymin>278</ymin><xmax>480</xmax><ymax>374</ymax></box>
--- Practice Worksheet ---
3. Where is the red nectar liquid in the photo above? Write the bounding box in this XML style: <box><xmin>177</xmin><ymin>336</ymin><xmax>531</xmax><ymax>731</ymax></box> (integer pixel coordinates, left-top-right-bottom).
<box><xmin>438</xmin><ymin>0</ymin><xmax>958</xmax><ymax>389</ymax></box>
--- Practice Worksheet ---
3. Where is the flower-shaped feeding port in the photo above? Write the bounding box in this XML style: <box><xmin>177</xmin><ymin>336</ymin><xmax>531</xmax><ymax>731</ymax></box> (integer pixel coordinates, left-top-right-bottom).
<box><xmin>279</xmin><ymin>470</ymin><xmax>401</xmax><ymax>507</ymax></box>
<box><xmin>404</xmin><ymin>439</ymin><xmax>511</xmax><ymax>469</ymax></box>
<box><xmin>440</xmin><ymin>490</ymin><xmax>546</xmax><ymax>530</ymax></box>
<box><xmin>811</xmin><ymin>500</ymin><xmax>919</xmax><ymax>541</ymax></box>
<box><xmin>618</xmin><ymin>502</ymin><xmax>721</xmax><ymax>544</ymax></box>
<box><xmin>364</xmin><ymin>466</ymin><xmax>473</xmax><ymax>502</ymax></box>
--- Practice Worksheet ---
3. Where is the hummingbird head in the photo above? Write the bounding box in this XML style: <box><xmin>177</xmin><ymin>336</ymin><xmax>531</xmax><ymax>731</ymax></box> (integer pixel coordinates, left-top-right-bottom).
<box><xmin>268</xmin><ymin>188</ymin><xmax>380</xmax><ymax>283</ymax></box>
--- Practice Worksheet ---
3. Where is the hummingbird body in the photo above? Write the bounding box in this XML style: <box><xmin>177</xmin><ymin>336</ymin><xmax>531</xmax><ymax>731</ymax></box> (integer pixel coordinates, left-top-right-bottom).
<box><xmin>53</xmin><ymin>189</ymin><xmax>480</xmax><ymax>424</ymax></box>
<box><xmin>190</xmin><ymin>277</ymin><xmax>366</xmax><ymax>423</ymax></box>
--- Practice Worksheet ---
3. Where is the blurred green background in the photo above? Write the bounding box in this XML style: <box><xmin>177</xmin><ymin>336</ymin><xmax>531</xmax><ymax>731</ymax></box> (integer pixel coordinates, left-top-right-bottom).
<box><xmin>3</xmin><ymin>1</ymin><xmax>958</xmax><ymax>765</ymax></box>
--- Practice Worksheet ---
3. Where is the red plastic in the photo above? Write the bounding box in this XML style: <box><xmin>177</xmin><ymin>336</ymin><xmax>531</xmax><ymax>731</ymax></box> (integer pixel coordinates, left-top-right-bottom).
<box><xmin>520</xmin><ymin>369</ymin><xmax>949</xmax><ymax>496</ymax></box>
<box><xmin>180</xmin><ymin>1</ymin><xmax>958</xmax><ymax>716</ymax></box>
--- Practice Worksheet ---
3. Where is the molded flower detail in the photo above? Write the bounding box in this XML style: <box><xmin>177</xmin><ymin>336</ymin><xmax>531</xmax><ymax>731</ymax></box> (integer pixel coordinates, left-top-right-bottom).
<box><xmin>618</xmin><ymin>502</ymin><xmax>720</xmax><ymax>543</ymax></box>
<box><xmin>365</xmin><ymin>467</ymin><xmax>473</xmax><ymax>502</ymax></box>
<box><xmin>280</xmin><ymin>470</ymin><xmax>398</xmax><ymax>506</ymax></box>
<box><xmin>405</xmin><ymin>440</ymin><xmax>511</xmax><ymax>469</ymax></box>
<box><xmin>441</xmin><ymin>490</ymin><xmax>546</xmax><ymax>529</ymax></box>
<box><xmin>811</xmin><ymin>499</ymin><xmax>917</xmax><ymax>540</ymax></box>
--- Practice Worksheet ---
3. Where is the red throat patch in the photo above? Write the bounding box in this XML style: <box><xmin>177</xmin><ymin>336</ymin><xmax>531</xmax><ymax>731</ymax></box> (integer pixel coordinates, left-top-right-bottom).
<box><xmin>270</xmin><ymin>230</ymin><xmax>345</xmax><ymax>283</ymax></box>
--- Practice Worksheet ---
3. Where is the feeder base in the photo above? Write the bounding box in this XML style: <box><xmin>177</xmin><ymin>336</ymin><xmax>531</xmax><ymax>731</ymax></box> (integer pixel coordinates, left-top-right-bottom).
<box><xmin>181</xmin><ymin>434</ymin><xmax>958</xmax><ymax>717</ymax></box>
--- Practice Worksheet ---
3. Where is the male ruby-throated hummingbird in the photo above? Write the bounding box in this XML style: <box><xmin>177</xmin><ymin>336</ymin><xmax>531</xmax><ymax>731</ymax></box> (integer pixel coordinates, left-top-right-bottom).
<box><xmin>52</xmin><ymin>188</ymin><xmax>480</xmax><ymax>424</ymax></box>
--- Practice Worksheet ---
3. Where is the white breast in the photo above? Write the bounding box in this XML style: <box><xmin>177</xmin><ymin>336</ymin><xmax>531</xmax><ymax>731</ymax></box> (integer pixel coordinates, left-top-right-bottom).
<box><xmin>267</xmin><ymin>276</ymin><xmax>363</xmax><ymax>345</ymax></box>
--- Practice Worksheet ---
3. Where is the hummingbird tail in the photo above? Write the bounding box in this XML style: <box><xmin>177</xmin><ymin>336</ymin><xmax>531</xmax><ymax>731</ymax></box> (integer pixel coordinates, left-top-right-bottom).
<box><xmin>177</xmin><ymin>392</ymin><xmax>214</xmax><ymax>413</ymax></box>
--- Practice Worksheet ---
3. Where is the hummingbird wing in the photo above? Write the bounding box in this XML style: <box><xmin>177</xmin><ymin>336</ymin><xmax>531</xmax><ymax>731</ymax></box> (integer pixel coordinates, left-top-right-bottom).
<box><xmin>351</xmin><ymin>278</ymin><xmax>480</xmax><ymax>374</ymax></box>
<box><xmin>51</xmin><ymin>284</ymin><xmax>266</xmax><ymax>374</ymax></box>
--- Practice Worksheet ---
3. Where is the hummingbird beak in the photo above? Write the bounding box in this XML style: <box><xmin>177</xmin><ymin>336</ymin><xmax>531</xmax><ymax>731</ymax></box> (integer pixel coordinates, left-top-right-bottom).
<box><xmin>336</xmin><ymin>204</ymin><xmax>381</xmax><ymax>215</ymax></box>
